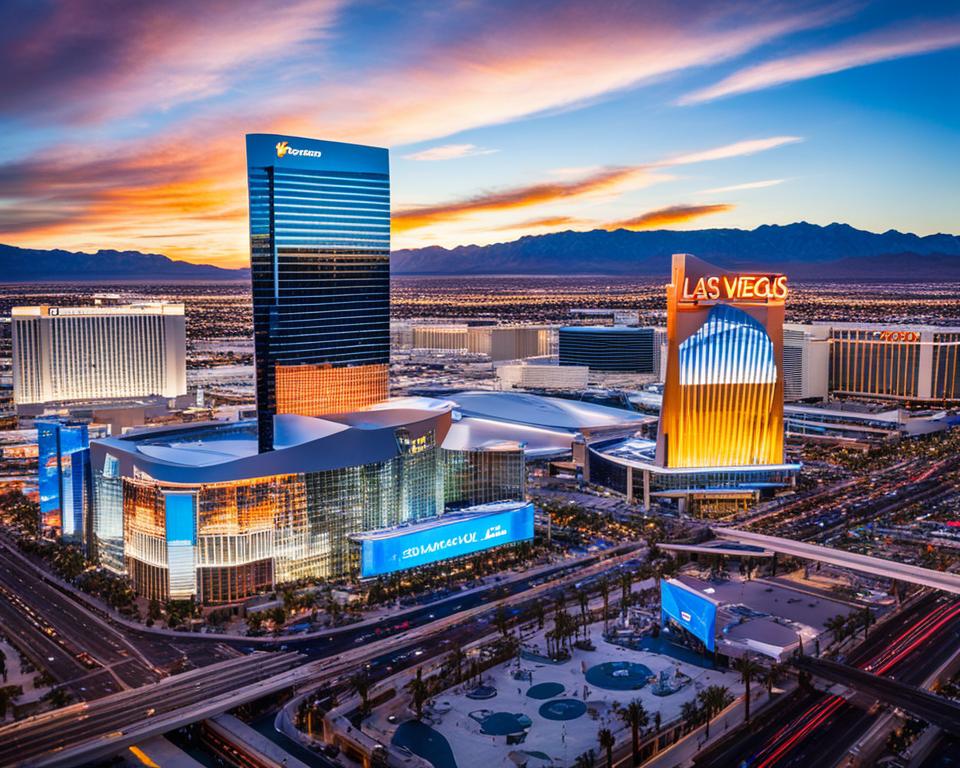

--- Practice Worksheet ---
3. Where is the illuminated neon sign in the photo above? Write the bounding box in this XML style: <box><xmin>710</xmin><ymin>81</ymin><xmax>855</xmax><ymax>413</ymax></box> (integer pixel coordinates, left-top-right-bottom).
<box><xmin>680</xmin><ymin>274</ymin><xmax>788</xmax><ymax>304</ymax></box>
<box><xmin>876</xmin><ymin>330</ymin><xmax>920</xmax><ymax>343</ymax></box>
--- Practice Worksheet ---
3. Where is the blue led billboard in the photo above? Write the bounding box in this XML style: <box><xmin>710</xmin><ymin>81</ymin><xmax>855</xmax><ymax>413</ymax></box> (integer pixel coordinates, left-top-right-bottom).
<box><xmin>660</xmin><ymin>578</ymin><xmax>718</xmax><ymax>652</ymax></box>
<box><xmin>360</xmin><ymin>503</ymin><xmax>534</xmax><ymax>578</ymax></box>
<box><xmin>164</xmin><ymin>493</ymin><xmax>196</xmax><ymax>545</ymax></box>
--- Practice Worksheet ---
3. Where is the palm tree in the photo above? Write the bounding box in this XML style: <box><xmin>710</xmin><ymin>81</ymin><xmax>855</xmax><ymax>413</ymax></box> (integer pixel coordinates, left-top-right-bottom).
<box><xmin>680</xmin><ymin>700</ymin><xmax>701</xmax><ymax>733</ymax></box>
<box><xmin>620</xmin><ymin>571</ymin><xmax>633</xmax><ymax>609</ymax></box>
<box><xmin>734</xmin><ymin>656</ymin><xmax>763</xmax><ymax>723</ymax></box>
<box><xmin>578</xmin><ymin>588</ymin><xmax>590</xmax><ymax>626</ymax></box>
<box><xmin>574</xmin><ymin>750</ymin><xmax>597</xmax><ymax>768</ymax></box>
<box><xmin>534</xmin><ymin>600</ymin><xmax>546</xmax><ymax>630</ymax></box>
<box><xmin>599</xmin><ymin>577</ymin><xmax>610</xmax><ymax>632</ymax></box>
<box><xmin>351</xmin><ymin>670</ymin><xmax>371</xmax><ymax>716</ymax></box>
<box><xmin>407</xmin><ymin>667</ymin><xmax>429</xmax><ymax>720</ymax></box>
<box><xmin>697</xmin><ymin>685</ymin><xmax>731</xmax><ymax>739</ymax></box>
<box><xmin>598</xmin><ymin>727</ymin><xmax>616</xmax><ymax>768</ymax></box>
<box><xmin>449</xmin><ymin>646</ymin><xmax>466</xmax><ymax>684</ymax></box>
<box><xmin>825</xmin><ymin>614</ymin><xmax>847</xmax><ymax>645</ymax></box>
<box><xmin>618</xmin><ymin>699</ymin><xmax>649</xmax><ymax>765</ymax></box>
<box><xmin>764</xmin><ymin>663</ymin><xmax>783</xmax><ymax>694</ymax></box>
<box><xmin>495</xmin><ymin>605</ymin><xmax>510</xmax><ymax>638</ymax></box>
<box><xmin>862</xmin><ymin>606</ymin><xmax>872</xmax><ymax>638</ymax></box>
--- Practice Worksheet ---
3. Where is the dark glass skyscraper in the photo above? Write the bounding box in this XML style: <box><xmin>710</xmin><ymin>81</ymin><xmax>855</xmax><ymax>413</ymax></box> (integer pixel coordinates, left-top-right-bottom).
<box><xmin>246</xmin><ymin>134</ymin><xmax>390</xmax><ymax>452</ymax></box>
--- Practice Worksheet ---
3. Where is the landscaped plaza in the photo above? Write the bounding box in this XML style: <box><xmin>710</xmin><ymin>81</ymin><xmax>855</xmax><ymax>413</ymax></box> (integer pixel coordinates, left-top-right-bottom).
<box><xmin>366</xmin><ymin>616</ymin><xmax>740</xmax><ymax>768</ymax></box>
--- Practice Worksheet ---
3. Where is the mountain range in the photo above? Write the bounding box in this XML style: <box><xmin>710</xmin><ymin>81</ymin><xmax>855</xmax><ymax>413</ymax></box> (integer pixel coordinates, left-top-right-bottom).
<box><xmin>2</xmin><ymin>223</ymin><xmax>959</xmax><ymax>281</ymax></box>
<box><xmin>392</xmin><ymin>222</ymin><xmax>960</xmax><ymax>278</ymax></box>
<box><xmin>0</xmin><ymin>244</ymin><xmax>248</xmax><ymax>282</ymax></box>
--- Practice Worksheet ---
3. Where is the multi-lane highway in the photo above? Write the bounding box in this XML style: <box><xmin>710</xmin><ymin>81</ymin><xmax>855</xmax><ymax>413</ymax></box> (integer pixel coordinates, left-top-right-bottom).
<box><xmin>695</xmin><ymin>592</ymin><xmax>960</xmax><ymax>768</ymax></box>
<box><xmin>0</xmin><ymin>534</ymin><xmax>650</xmax><ymax>766</ymax></box>
<box><xmin>0</xmin><ymin>652</ymin><xmax>306</xmax><ymax>767</ymax></box>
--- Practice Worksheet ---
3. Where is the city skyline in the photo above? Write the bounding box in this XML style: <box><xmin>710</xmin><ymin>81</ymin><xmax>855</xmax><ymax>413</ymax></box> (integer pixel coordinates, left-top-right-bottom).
<box><xmin>0</xmin><ymin>0</ymin><xmax>957</xmax><ymax>267</ymax></box>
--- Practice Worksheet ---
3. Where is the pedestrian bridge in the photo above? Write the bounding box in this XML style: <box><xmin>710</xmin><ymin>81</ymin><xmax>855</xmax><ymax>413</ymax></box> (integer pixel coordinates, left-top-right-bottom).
<box><xmin>712</xmin><ymin>528</ymin><xmax>960</xmax><ymax>595</ymax></box>
<box><xmin>795</xmin><ymin>656</ymin><xmax>960</xmax><ymax>735</ymax></box>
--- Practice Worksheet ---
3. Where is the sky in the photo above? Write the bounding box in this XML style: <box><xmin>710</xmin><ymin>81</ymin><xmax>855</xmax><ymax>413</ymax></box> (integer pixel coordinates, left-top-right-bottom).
<box><xmin>1</xmin><ymin>0</ymin><xmax>958</xmax><ymax>268</ymax></box>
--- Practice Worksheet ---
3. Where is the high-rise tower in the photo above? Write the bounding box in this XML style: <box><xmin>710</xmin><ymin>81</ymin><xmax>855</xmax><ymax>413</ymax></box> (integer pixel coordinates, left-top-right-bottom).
<box><xmin>246</xmin><ymin>134</ymin><xmax>390</xmax><ymax>452</ymax></box>
<box><xmin>656</xmin><ymin>253</ymin><xmax>786</xmax><ymax>468</ymax></box>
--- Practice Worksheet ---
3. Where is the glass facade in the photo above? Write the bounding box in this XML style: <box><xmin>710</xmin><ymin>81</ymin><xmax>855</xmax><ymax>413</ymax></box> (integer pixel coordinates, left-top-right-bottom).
<box><xmin>443</xmin><ymin>446</ymin><xmax>526</xmax><ymax>509</ymax></box>
<box><xmin>37</xmin><ymin>418</ymin><xmax>91</xmax><ymax>541</ymax></box>
<box><xmin>558</xmin><ymin>326</ymin><xmax>655</xmax><ymax>372</ymax></box>
<box><xmin>830</xmin><ymin>328</ymin><xmax>922</xmax><ymax>399</ymax></box>
<box><xmin>92</xmin><ymin>452</ymin><xmax>124</xmax><ymax>571</ymax></box>
<box><xmin>116</xmin><ymin>423</ymin><xmax>513</xmax><ymax>603</ymax></box>
<box><xmin>932</xmin><ymin>332</ymin><xmax>960</xmax><ymax>401</ymax></box>
<box><xmin>247</xmin><ymin>134</ymin><xmax>390</xmax><ymax>452</ymax></box>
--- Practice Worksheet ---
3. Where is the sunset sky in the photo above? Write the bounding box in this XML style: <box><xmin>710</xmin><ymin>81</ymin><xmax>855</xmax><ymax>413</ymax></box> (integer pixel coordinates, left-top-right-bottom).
<box><xmin>1</xmin><ymin>0</ymin><xmax>958</xmax><ymax>268</ymax></box>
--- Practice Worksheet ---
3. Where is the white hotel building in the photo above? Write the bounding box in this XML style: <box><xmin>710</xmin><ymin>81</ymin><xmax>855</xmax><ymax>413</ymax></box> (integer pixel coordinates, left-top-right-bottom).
<box><xmin>11</xmin><ymin>302</ymin><xmax>187</xmax><ymax>407</ymax></box>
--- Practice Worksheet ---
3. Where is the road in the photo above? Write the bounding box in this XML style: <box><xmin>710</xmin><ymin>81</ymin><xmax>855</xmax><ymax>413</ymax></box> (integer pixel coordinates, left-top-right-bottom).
<box><xmin>0</xmin><ymin>537</ymin><xmax>651</xmax><ymax>765</ymax></box>
<box><xmin>695</xmin><ymin>592</ymin><xmax>960</xmax><ymax>768</ymax></box>
<box><xmin>0</xmin><ymin>652</ymin><xmax>305</xmax><ymax>767</ymax></box>
<box><xmin>0</xmin><ymin>542</ymin><xmax>239</xmax><ymax>698</ymax></box>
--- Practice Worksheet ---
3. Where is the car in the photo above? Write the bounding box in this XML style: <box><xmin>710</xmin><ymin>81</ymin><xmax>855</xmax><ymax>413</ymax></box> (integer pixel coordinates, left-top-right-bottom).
<box><xmin>145</xmin><ymin>707</ymin><xmax>156</xmax><ymax>716</ymax></box>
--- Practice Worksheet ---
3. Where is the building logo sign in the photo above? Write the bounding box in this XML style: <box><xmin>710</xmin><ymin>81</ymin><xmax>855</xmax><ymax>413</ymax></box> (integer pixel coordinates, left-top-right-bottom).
<box><xmin>359</xmin><ymin>504</ymin><xmax>535</xmax><ymax>578</ymax></box>
<box><xmin>402</xmin><ymin>531</ymin><xmax>478</xmax><ymax>560</ymax></box>
<box><xmin>680</xmin><ymin>274</ymin><xmax>788</xmax><ymax>304</ymax></box>
<box><xmin>876</xmin><ymin>330</ymin><xmax>920</xmax><ymax>343</ymax></box>
<box><xmin>276</xmin><ymin>140</ymin><xmax>323</xmax><ymax>159</ymax></box>
<box><xmin>680</xmin><ymin>610</ymin><xmax>692</xmax><ymax>623</ymax></box>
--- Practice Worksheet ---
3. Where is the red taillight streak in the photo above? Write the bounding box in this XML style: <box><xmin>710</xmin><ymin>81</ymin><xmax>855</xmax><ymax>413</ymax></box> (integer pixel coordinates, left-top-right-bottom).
<box><xmin>873</xmin><ymin>604</ymin><xmax>960</xmax><ymax>676</ymax></box>
<box><xmin>752</xmin><ymin>600</ymin><xmax>960</xmax><ymax>766</ymax></box>
<box><xmin>756</xmin><ymin>696</ymin><xmax>845</xmax><ymax>768</ymax></box>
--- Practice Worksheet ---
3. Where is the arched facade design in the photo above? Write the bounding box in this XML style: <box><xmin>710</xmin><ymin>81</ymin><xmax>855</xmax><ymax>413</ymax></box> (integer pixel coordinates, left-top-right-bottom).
<box><xmin>672</xmin><ymin>304</ymin><xmax>780</xmax><ymax>467</ymax></box>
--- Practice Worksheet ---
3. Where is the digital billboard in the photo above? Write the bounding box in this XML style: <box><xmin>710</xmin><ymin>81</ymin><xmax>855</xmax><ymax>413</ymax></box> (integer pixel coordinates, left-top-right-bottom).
<box><xmin>359</xmin><ymin>503</ymin><xmax>534</xmax><ymax>578</ymax></box>
<box><xmin>660</xmin><ymin>578</ymin><xmax>718</xmax><ymax>652</ymax></box>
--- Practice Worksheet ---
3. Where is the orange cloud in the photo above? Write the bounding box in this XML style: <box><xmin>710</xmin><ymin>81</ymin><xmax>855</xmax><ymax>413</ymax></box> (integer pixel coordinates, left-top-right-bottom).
<box><xmin>605</xmin><ymin>203</ymin><xmax>734</xmax><ymax>230</ymax></box>
<box><xmin>393</xmin><ymin>166</ymin><xmax>646</xmax><ymax>233</ymax></box>
<box><xmin>492</xmin><ymin>215</ymin><xmax>583</xmax><ymax>231</ymax></box>
<box><xmin>0</xmin><ymin>2</ymin><xmax>834</xmax><ymax>264</ymax></box>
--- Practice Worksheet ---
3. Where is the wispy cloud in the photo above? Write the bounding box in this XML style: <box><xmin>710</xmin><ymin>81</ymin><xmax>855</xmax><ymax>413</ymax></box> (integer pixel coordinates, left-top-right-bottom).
<box><xmin>0</xmin><ymin>1</ymin><xmax>841</xmax><ymax>263</ymax></box>
<box><xmin>680</xmin><ymin>18</ymin><xmax>960</xmax><ymax>104</ymax></box>
<box><xmin>492</xmin><ymin>215</ymin><xmax>583</xmax><ymax>231</ymax></box>
<box><xmin>393</xmin><ymin>136</ymin><xmax>796</xmax><ymax>233</ymax></box>
<box><xmin>658</xmin><ymin>137</ymin><xmax>802</xmax><ymax>166</ymax></box>
<box><xmin>0</xmin><ymin>0</ymin><xmax>343</xmax><ymax>122</ymax></box>
<box><xmin>393</xmin><ymin>166</ymin><xmax>656</xmax><ymax>233</ymax></box>
<box><xmin>403</xmin><ymin>144</ymin><xmax>498</xmax><ymax>161</ymax></box>
<box><xmin>697</xmin><ymin>179</ymin><xmax>786</xmax><ymax>195</ymax></box>
<box><xmin>604</xmin><ymin>203</ymin><xmax>734</xmax><ymax>230</ymax></box>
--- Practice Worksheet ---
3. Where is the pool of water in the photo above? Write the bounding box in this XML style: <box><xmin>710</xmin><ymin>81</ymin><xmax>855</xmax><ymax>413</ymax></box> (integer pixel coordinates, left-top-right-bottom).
<box><xmin>538</xmin><ymin>699</ymin><xmax>587</xmax><ymax>721</ymax></box>
<box><xmin>393</xmin><ymin>720</ymin><xmax>458</xmax><ymax>768</ymax></box>
<box><xmin>526</xmin><ymin>682</ymin><xmax>565</xmax><ymax>700</ymax></box>
<box><xmin>480</xmin><ymin>712</ymin><xmax>533</xmax><ymax>735</ymax></box>
<box><xmin>466</xmin><ymin>685</ymin><xmax>498</xmax><ymax>700</ymax></box>
<box><xmin>585</xmin><ymin>661</ymin><xmax>654</xmax><ymax>691</ymax></box>
<box><xmin>632</xmin><ymin>634</ymin><xmax>716</xmax><ymax>669</ymax></box>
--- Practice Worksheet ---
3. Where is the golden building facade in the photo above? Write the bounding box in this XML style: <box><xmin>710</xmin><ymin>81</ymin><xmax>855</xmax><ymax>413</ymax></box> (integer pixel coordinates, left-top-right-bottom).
<box><xmin>656</xmin><ymin>254</ymin><xmax>786</xmax><ymax>469</ymax></box>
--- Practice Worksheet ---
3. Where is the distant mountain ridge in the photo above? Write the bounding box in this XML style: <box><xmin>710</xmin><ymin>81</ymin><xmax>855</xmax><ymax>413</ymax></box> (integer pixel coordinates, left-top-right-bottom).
<box><xmin>391</xmin><ymin>222</ymin><xmax>960</xmax><ymax>278</ymax></box>
<box><xmin>0</xmin><ymin>244</ymin><xmax>249</xmax><ymax>282</ymax></box>
<box><xmin>3</xmin><ymin>223</ymin><xmax>959</xmax><ymax>281</ymax></box>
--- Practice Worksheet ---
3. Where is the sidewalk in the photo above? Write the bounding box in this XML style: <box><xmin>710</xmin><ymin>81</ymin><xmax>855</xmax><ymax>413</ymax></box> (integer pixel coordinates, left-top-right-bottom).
<box><xmin>640</xmin><ymin>680</ymin><xmax>797</xmax><ymax>768</ymax></box>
